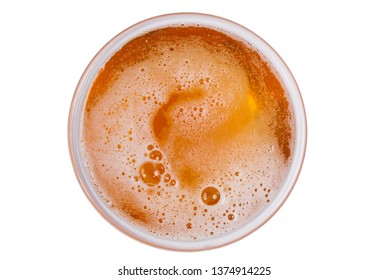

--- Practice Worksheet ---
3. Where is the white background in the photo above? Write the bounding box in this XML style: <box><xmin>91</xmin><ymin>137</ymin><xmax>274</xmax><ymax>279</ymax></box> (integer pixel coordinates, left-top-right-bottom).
<box><xmin>1</xmin><ymin>0</ymin><xmax>388</xmax><ymax>279</ymax></box>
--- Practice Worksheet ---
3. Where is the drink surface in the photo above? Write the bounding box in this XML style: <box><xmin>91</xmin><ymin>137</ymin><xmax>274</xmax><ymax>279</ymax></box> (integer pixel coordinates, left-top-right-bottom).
<box><xmin>82</xmin><ymin>26</ymin><xmax>294</xmax><ymax>240</ymax></box>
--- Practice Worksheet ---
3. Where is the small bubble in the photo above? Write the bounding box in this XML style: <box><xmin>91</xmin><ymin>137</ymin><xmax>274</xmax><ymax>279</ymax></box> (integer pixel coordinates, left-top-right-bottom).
<box><xmin>139</xmin><ymin>162</ymin><xmax>165</xmax><ymax>186</ymax></box>
<box><xmin>201</xmin><ymin>186</ymin><xmax>221</xmax><ymax>206</ymax></box>
<box><xmin>147</xmin><ymin>144</ymin><xmax>154</xmax><ymax>150</ymax></box>
<box><xmin>149</xmin><ymin>150</ymin><xmax>163</xmax><ymax>161</ymax></box>
<box><xmin>163</xmin><ymin>173</ymin><xmax>171</xmax><ymax>183</ymax></box>
<box><xmin>228</xmin><ymin>214</ymin><xmax>235</xmax><ymax>220</ymax></box>
<box><xmin>186</xmin><ymin>223</ymin><xmax>192</xmax><ymax>229</ymax></box>
<box><xmin>170</xmin><ymin>180</ymin><xmax>176</xmax><ymax>186</ymax></box>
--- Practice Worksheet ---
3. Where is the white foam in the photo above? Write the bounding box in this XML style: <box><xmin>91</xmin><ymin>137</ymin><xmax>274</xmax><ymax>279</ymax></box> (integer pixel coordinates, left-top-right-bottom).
<box><xmin>81</xmin><ymin>26</ymin><xmax>294</xmax><ymax>241</ymax></box>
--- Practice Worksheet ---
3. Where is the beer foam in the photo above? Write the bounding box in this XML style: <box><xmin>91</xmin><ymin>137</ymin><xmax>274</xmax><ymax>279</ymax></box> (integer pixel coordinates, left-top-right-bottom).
<box><xmin>82</xmin><ymin>26</ymin><xmax>294</xmax><ymax>240</ymax></box>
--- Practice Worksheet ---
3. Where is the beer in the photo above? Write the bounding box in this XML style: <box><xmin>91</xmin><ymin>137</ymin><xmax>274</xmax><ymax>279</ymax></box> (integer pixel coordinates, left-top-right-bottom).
<box><xmin>77</xmin><ymin>22</ymin><xmax>298</xmax><ymax>244</ymax></box>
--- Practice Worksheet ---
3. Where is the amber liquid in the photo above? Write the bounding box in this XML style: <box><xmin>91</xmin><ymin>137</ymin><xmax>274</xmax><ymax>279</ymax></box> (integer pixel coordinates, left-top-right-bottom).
<box><xmin>82</xmin><ymin>26</ymin><xmax>294</xmax><ymax>240</ymax></box>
